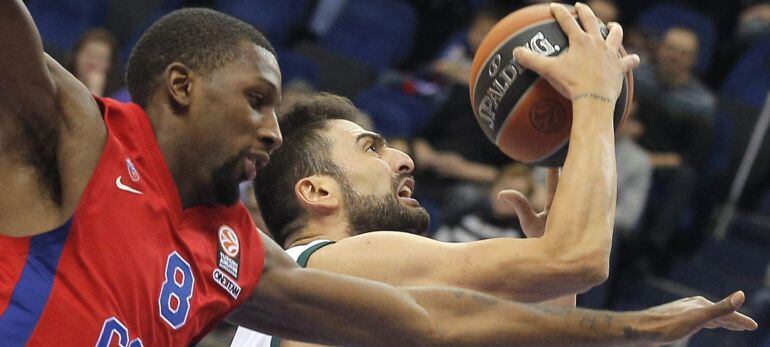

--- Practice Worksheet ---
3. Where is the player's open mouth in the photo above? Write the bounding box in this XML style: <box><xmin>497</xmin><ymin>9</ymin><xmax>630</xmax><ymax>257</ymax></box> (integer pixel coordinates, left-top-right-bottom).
<box><xmin>396</xmin><ymin>177</ymin><xmax>420</xmax><ymax>207</ymax></box>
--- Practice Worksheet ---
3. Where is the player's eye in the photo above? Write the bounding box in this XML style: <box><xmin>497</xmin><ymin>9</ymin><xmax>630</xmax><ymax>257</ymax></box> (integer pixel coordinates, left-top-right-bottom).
<box><xmin>247</xmin><ymin>93</ymin><xmax>265</xmax><ymax>108</ymax></box>
<box><xmin>366</xmin><ymin>144</ymin><xmax>378</xmax><ymax>154</ymax></box>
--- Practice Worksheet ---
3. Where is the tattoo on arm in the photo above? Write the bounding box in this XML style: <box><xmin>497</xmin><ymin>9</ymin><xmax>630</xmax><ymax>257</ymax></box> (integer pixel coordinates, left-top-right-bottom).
<box><xmin>572</xmin><ymin>92</ymin><xmax>614</xmax><ymax>104</ymax></box>
<box><xmin>533</xmin><ymin>306</ymin><xmax>665</xmax><ymax>342</ymax></box>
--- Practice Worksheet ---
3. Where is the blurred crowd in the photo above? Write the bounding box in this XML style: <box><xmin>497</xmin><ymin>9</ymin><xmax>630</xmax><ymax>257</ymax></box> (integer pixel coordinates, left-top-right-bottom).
<box><xmin>28</xmin><ymin>0</ymin><xmax>770</xmax><ymax>345</ymax></box>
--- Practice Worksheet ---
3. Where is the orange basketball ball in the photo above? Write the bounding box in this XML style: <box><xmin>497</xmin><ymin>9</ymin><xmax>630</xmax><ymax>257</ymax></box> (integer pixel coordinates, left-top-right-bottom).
<box><xmin>469</xmin><ymin>4</ymin><xmax>633</xmax><ymax>166</ymax></box>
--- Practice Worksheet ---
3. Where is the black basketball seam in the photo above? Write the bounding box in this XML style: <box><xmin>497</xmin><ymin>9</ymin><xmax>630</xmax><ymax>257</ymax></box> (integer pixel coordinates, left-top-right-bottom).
<box><xmin>495</xmin><ymin>82</ymin><xmax>535</xmax><ymax>144</ymax></box>
<box><xmin>471</xmin><ymin>17</ymin><xmax>556</xmax><ymax>105</ymax></box>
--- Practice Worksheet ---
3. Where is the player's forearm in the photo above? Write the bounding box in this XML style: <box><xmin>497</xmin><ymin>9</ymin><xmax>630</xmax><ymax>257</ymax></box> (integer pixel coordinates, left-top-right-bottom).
<box><xmin>452</xmin><ymin>237</ymin><xmax>600</xmax><ymax>302</ymax></box>
<box><xmin>408</xmin><ymin>287</ymin><xmax>660</xmax><ymax>347</ymax></box>
<box><xmin>539</xmin><ymin>98</ymin><xmax>617</xmax><ymax>280</ymax></box>
<box><xmin>240</xmin><ymin>267</ymin><xmax>642</xmax><ymax>347</ymax></box>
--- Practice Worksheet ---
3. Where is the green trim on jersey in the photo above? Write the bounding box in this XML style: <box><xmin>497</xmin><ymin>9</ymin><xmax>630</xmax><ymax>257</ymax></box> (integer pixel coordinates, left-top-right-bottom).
<box><xmin>296</xmin><ymin>241</ymin><xmax>335</xmax><ymax>267</ymax></box>
<box><xmin>270</xmin><ymin>240</ymin><xmax>335</xmax><ymax>347</ymax></box>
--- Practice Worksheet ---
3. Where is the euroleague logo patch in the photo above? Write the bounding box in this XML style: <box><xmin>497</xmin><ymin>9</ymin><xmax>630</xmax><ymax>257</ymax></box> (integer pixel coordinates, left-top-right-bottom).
<box><xmin>219</xmin><ymin>226</ymin><xmax>240</xmax><ymax>257</ymax></box>
<box><xmin>217</xmin><ymin>225</ymin><xmax>240</xmax><ymax>279</ymax></box>
<box><xmin>529</xmin><ymin>100</ymin><xmax>567</xmax><ymax>134</ymax></box>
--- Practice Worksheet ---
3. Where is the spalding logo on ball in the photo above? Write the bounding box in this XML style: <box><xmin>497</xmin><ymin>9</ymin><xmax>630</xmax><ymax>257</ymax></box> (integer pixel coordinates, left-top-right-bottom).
<box><xmin>469</xmin><ymin>4</ymin><xmax>633</xmax><ymax>167</ymax></box>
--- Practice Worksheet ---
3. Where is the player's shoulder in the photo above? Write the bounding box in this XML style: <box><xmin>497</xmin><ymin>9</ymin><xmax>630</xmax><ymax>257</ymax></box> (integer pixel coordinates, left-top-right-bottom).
<box><xmin>338</xmin><ymin>231</ymin><xmax>438</xmax><ymax>247</ymax></box>
<box><xmin>307</xmin><ymin>231</ymin><xmax>444</xmax><ymax>268</ymax></box>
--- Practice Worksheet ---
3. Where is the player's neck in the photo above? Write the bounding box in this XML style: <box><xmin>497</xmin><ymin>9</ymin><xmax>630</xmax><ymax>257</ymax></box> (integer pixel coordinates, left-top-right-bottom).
<box><xmin>285</xmin><ymin>217</ymin><xmax>352</xmax><ymax>248</ymax></box>
<box><xmin>144</xmin><ymin>102</ymin><xmax>198</xmax><ymax>208</ymax></box>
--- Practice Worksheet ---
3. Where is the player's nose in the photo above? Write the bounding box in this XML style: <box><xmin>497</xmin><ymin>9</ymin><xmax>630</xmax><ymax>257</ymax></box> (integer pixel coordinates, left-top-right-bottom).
<box><xmin>385</xmin><ymin>148</ymin><xmax>415</xmax><ymax>174</ymax></box>
<box><xmin>257</xmin><ymin>112</ymin><xmax>283</xmax><ymax>153</ymax></box>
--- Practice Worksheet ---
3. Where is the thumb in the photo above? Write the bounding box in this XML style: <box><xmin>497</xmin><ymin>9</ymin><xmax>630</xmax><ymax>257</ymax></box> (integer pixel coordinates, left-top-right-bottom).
<box><xmin>698</xmin><ymin>292</ymin><xmax>745</xmax><ymax>325</ymax></box>
<box><xmin>514</xmin><ymin>47</ymin><xmax>551</xmax><ymax>74</ymax></box>
<box><xmin>498</xmin><ymin>190</ymin><xmax>538</xmax><ymax>223</ymax></box>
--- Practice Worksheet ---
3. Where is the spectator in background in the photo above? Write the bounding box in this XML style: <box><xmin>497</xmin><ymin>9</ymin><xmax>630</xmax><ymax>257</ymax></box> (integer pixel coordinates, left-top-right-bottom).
<box><xmin>433</xmin><ymin>163</ymin><xmax>537</xmax><ymax>242</ymax></box>
<box><xmin>279</xmin><ymin>78</ymin><xmax>376</xmax><ymax>131</ymax></box>
<box><xmin>737</xmin><ymin>2</ymin><xmax>770</xmax><ymax>44</ymax></box>
<box><xmin>66</xmin><ymin>28</ymin><xmax>121</xmax><ymax>97</ymax></box>
<box><xmin>633</xmin><ymin>26</ymin><xmax>716</xmax><ymax>273</ymax></box>
<box><xmin>408</xmin><ymin>3</ymin><xmax>515</xmax><ymax>223</ymax></box>
<box><xmin>615</xmin><ymin>109</ymin><xmax>652</xmax><ymax>235</ymax></box>
<box><xmin>429</xmin><ymin>3</ymin><xmax>506</xmax><ymax>85</ymax></box>
<box><xmin>587</xmin><ymin>0</ymin><xmax>619</xmax><ymax>24</ymax></box>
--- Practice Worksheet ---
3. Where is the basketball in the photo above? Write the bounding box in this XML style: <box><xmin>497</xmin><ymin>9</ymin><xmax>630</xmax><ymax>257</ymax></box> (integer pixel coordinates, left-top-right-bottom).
<box><xmin>469</xmin><ymin>4</ymin><xmax>633</xmax><ymax>167</ymax></box>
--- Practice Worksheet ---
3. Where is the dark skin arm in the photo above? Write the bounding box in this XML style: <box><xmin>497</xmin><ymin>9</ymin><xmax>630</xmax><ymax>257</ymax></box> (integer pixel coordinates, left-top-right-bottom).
<box><xmin>0</xmin><ymin>0</ymin><xmax>104</xmax><ymax>236</ymax></box>
<box><xmin>227</xmin><ymin>232</ymin><xmax>756</xmax><ymax>347</ymax></box>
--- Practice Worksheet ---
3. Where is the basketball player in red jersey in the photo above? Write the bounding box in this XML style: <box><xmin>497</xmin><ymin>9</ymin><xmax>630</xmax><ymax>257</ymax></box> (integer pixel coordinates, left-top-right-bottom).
<box><xmin>0</xmin><ymin>2</ymin><xmax>757</xmax><ymax>346</ymax></box>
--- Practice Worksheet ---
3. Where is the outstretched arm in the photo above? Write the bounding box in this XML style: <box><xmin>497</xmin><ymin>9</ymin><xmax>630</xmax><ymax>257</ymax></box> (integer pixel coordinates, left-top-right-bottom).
<box><xmin>0</xmin><ymin>1</ymin><xmax>104</xmax><ymax>236</ymax></box>
<box><xmin>228</xmin><ymin>232</ymin><xmax>756</xmax><ymax>347</ymax></box>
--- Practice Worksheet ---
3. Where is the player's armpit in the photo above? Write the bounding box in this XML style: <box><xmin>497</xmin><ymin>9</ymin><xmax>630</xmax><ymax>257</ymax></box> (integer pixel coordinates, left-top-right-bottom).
<box><xmin>0</xmin><ymin>0</ymin><xmax>104</xmax><ymax>237</ymax></box>
<box><xmin>43</xmin><ymin>55</ymin><xmax>105</xmax><ymax>211</ymax></box>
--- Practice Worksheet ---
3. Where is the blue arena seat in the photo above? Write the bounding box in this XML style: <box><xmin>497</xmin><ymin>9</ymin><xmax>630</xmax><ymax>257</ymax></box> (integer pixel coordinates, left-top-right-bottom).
<box><xmin>117</xmin><ymin>0</ymin><xmax>185</xmax><ymax>64</ymax></box>
<box><xmin>214</xmin><ymin>0</ymin><xmax>312</xmax><ymax>47</ymax></box>
<box><xmin>27</xmin><ymin>0</ymin><xmax>109</xmax><ymax>53</ymax></box>
<box><xmin>277</xmin><ymin>49</ymin><xmax>320</xmax><ymax>88</ymax></box>
<box><xmin>318</xmin><ymin>0</ymin><xmax>417</xmax><ymax>70</ymax></box>
<box><xmin>721</xmin><ymin>39</ymin><xmax>770</xmax><ymax>110</ymax></box>
<box><xmin>666</xmin><ymin>238</ymin><xmax>767</xmax><ymax>298</ymax></box>
<box><xmin>635</xmin><ymin>4</ymin><xmax>717</xmax><ymax>75</ymax></box>
<box><xmin>355</xmin><ymin>84</ymin><xmax>431</xmax><ymax>138</ymax></box>
<box><xmin>715</xmin><ymin>40</ymin><xmax>770</xmax><ymax>205</ymax></box>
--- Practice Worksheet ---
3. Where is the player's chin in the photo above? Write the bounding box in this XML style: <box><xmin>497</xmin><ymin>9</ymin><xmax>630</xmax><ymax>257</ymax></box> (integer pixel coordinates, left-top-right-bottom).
<box><xmin>211</xmin><ymin>162</ymin><xmax>245</xmax><ymax>206</ymax></box>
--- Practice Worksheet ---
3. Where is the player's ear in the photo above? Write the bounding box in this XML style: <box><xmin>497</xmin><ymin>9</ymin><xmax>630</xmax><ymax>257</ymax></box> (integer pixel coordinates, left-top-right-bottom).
<box><xmin>295</xmin><ymin>175</ymin><xmax>340</xmax><ymax>214</ymax></box>
<box><xmin>164</xmin><ymin>62</ymin><xmax>194</xmax><ymax>109</ymax></box>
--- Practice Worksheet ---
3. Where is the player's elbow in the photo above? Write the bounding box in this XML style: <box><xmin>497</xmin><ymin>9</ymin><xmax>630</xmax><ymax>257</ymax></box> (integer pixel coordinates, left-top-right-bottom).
<box><xmin>580</xmin><ymin>257</ymin><xmax>610</xmax><ymax>288</ymax></box>
<box><xmin>569</xmin><ymin>253</ymin><xmax>609</xmax><ymax>291</ymax></box>
<box><xmin>550</xmin><ymin>250</ymin><xmax>609</xmax><ymax>293</ymax></box>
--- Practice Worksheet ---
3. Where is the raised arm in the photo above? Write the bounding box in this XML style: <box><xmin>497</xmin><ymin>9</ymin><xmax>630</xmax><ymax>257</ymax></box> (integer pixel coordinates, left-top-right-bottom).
<box><xmin>492</xmin><ymin>4</ymin><xmax>637</xmax><ymax>292</ymax></box>
<box><xmin>0</xmin><ymin>0</ymin><xmax>56</xmax><ymax>108</ymax></box>
<box><xmin>297</xmin><ymin>4</ymin><xmax>635</xmax><ymax>303</ymax></box>
<box><xmin>0</xmin><ymin>1</ymin><xmax>104</xmax><ymax>236</ymax></box>
<box><xmin>228</xmin><ymin>232</ymin><xmax>756</xmax><ymax>347</ymax></box>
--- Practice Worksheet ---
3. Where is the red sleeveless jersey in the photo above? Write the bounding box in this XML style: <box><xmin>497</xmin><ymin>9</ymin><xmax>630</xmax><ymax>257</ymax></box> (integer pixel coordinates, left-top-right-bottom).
<box><xmin>0</xmin><ymin>98</ymin><xmax>265</xmax><ymax>346</ymax></box>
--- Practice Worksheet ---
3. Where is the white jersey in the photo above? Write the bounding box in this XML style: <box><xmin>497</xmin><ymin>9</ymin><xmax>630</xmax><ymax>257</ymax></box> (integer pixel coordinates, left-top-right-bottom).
<box><xmin>230</xmin><ymin>240</ymin><xmax>335</xmax><ymax>347</ymax></box>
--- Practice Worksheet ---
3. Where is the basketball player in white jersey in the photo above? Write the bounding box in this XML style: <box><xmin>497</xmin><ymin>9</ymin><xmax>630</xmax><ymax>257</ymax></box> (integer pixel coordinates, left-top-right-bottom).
<box><xmin>230</xmin><ymin>4</ymin><xmax>756</xmax><ymax>346</ymax></box>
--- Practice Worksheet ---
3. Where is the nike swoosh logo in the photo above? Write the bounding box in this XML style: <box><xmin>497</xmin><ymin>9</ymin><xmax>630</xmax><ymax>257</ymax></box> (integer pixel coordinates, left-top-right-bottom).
<box><xmin>116</xmin><ymin>176</ymin><xmax>143</xmax><ymax>195</ymax></box>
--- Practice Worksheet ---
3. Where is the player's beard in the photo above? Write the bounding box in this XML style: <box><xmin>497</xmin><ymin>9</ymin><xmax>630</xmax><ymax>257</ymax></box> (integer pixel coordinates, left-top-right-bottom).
<box><xmin>209</xmin><ymin>154</ymin><xmax>242</xmax><ymax>206</ymax></box>
<box><xmin>339</xmin><ymin>174</ymin><xmax>430</xmax><ymax>235</ymax></box>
